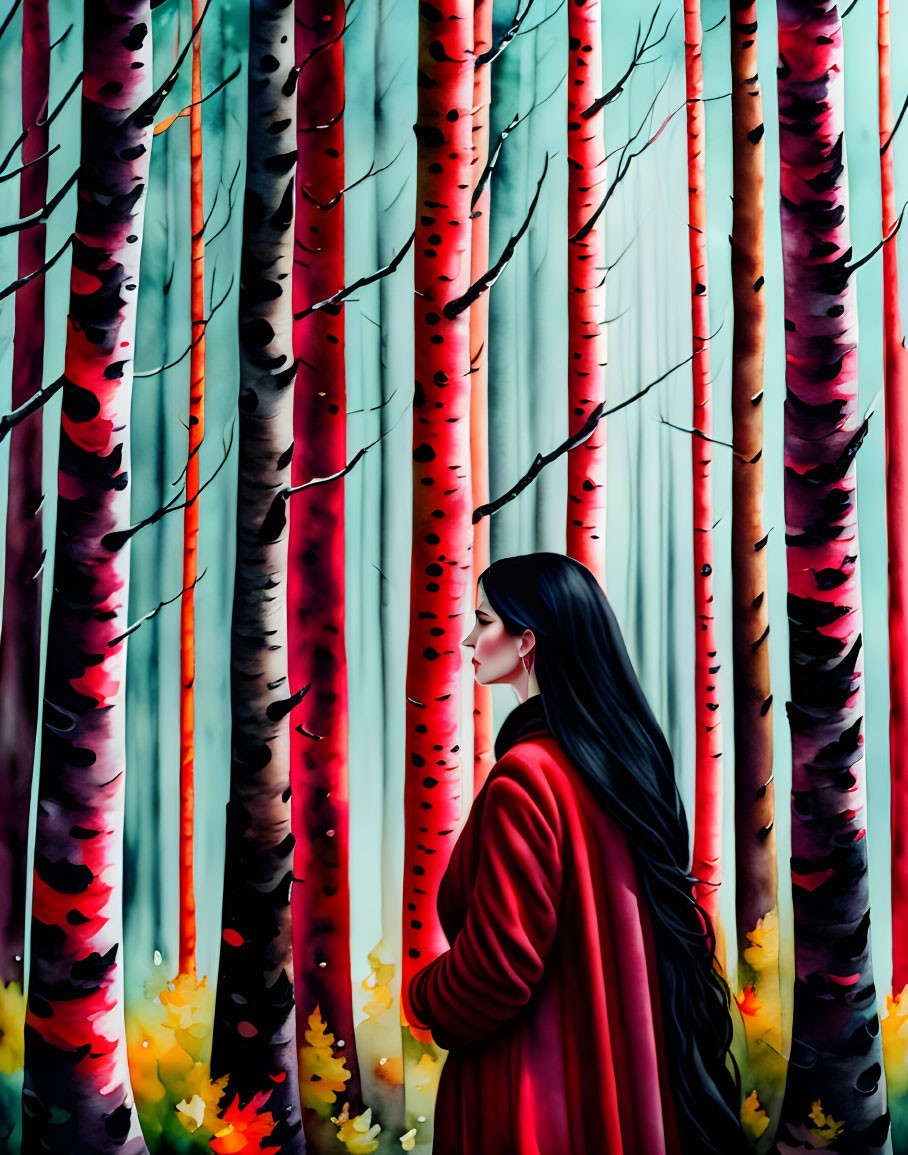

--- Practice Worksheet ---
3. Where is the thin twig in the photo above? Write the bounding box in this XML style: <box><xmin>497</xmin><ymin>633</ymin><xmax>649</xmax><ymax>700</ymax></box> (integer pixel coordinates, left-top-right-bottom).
<box><xmin>294</xmin><ymin>231</ymin><xmax>415</xmax><ymax>320</ymax></box>
<box><xmin>108</xmin><ymin>569</ymin><xmax>208</xmax><ymax>648</ymax></box>
<box><xmin>474</xmin><ymin>327</ymin><xmax>723</xmax><ymax>523</ymax></box>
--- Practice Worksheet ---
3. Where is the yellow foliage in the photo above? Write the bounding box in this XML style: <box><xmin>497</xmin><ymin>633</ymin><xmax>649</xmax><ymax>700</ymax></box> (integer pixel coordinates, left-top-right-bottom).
<box><xmin>361</xmin><ymin>943</ymin><xmax>395</xmax><ymax>1024</ymax></box>
<box><xmin>741</xmin><ymin>1090</ymin><xmax>770</xmax><ymax>1141</ymax></box>
<box><xmin>743</xmin><ymin>908</ymin><xmax>780</xmax><ymax>974</ymax></box>
<box><xmin>882</xmin><ymin>986</ymin><xmax>908</xmax><ymax>1092</ymax></box>
<box><xmin>299</xmin><ymin>1005</ymin><xmax>351</xmax><ymax>1111</ymax></box>
<box><xmin>126</xmin><ymin>968</ymin><xmax>233</xmax><ymax>1148</ymax></box>
<box><xmin>331</xmin><ymin>1101</ymin><xmax>382</xmax><ymax>1154</ymax></box>
<box><xmin>413</xmin><ymin>1051</ymin><xmax>441</xmax><ymax>1094</ymax></box>
<box><xmin>808</xmin><ymin>1099</ymin><xmax>845</xmax><ymax>1144</ymax></box>
<box><xmin>0</xmin><ymin>982</ymin><xmax>25</xmax><ymax>1076</ymax></box>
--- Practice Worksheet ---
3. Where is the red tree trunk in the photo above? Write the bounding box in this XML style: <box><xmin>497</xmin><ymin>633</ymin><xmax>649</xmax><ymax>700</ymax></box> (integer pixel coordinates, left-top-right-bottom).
<box><xmin>0</xmin><ymin>0</ymin><xmax>49</xmax><ymax>988</ymax></box>
<box><xmin>729</xmin><ymin>0</ymin><xmax>777</xmax><ymax>971</ymax></box>
<box><xmin>880</xmin><ymin>0</ymin><xmax>908</xmax><ymax>1000</ymax></box>
<box><xmin>177</xmin><ymin>0</ymin><xmax>206</xmax><ymax>980</ymax></box>
<box><xmin>684</xmin><ymin>0</ymin><xmax>723</xmax><ymax>927</ymax></box>
<box><xmin>566</xmin><ymin>0</ymin><xmax>607</xmax><ymax>583</ymax></box>
<box><xmin>290</xmin><ymin>0</ymin><xmax>362</xmax><ymax>1134</ymax></box>
<box><xmin>470</xmin><ymin>3</ymin><xmax>494</xmax><ymax>797</ymax></box>
<box><xmin>400</xmin><ymin>0</ymin><xmax>474</xmax><ymax>1045</ymax></box>
<box><xmin>775</xmin><ymin>2</ymin><xmax>889</xmax><ymax>1147</ymax></box>
<box><xmin>22</xmin><ymin>2</ymin><xmax>153</xmax><ymax>1149</ymax></box>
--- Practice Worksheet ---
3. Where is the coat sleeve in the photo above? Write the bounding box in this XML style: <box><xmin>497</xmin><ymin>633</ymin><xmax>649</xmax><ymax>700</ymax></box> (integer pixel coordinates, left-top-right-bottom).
<box><xmin>408</xmin><ymin>763</ymin><xmax>563</xmax><ymax>1049</ymax></box>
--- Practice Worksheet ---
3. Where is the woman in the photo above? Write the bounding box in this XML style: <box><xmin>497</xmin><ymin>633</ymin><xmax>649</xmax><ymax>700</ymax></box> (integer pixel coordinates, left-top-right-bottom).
<box><xmin>404</xmin><ymin>553</ymin><xmax>746</xmax><ymax>1154</ymax></box>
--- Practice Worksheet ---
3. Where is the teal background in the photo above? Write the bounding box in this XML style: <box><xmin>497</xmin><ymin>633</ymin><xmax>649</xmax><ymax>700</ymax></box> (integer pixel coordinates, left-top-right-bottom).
<box><xmin>1</xmin><ymin>0</ymin><xmax>907</xmax><ymax>1149</ymax></box>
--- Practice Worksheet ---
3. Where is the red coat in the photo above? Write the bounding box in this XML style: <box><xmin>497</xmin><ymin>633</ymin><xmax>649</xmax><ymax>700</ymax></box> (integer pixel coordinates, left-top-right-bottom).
<box><xmin>406</xmin><ymin>713</ymin><xmax>683</xmax><ymax>1155</ymax></box>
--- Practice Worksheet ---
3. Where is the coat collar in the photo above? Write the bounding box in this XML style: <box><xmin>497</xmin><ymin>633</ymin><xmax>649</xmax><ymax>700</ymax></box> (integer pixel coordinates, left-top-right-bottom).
<box><xmin>494</xmin><ymin>694</ymin><xmax>551</xmax><ymax>761</ymax></box>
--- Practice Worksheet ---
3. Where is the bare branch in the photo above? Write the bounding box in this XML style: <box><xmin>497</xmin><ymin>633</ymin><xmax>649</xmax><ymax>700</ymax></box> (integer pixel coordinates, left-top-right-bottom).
<box><xmin>444</xmin><ymin>155</ymin><xmax>548</xmax><ymax>319</ymax></box>
<box><xmin>259</xmin><ymin>396</ymin><xmax>410</xmax><ymax>540</ymax></box>
<box><xmin>571</xmin><ymin>90</ymin><xmax>729</xmax><ymax>245</ymax></box>
<box><xmin>135</xmin><ymin>272</ymin><xmax>235</xmax><ymax>378</ymax></box>
<box><xmin>153</xmin><ymin>63</ymin><xmax>242</xmax><ymax>135</ymax></box>
<box><xmin>100</xmin><ymin>422</ymin><xmax>236</xmax><ymax>552</ymax></box>
<box><xmin>0</xmin><ymin>168</ymin><xmax>78</xmax><ymax>237</ymax></box>
<box><xmin>472</xmin><ymin>74</ymin><xmax>564</xmax><ymax>211</ymax></box>
<box><xmin>0</xmin><ymin>233</ymin><xmax>73</xmax><ymax>303</ymax></box>
<box><xmin>49</xmin><ymin>22</ymin><xmax>73</xmax><ymax>50</ymax></box>
<box><xmin>299</xmin><ymin>142</ymin><xmax>404</xmax><ymax>211</ymax></box>
<box><xmin>0</xmin><ymin>144</ymin><xmax>60</xmax><ymax>183</ymax></box>
<box><xmin>582</xmin><ymin>6</ymin><xmax>675</xmax><ymax>120</ymax></box>
<box><xmin>476</xmin><ymin>0</ymin><xmax>536</xmax><ymax>68</ymax></box>
<box><xmin>294</xmin><ymin>230</ymin><xmax>415</xmax><ymax>320</ymax></box>
<box><xmin>41</xmin><ymin>70</ymin><xmax>83</xmax><ymax>130</ymax></box>
<box><xmin>474</xmin><ymin>327</ymin><xmax>723</xmax><ymax>524</ymax></box>
<box><xmin>0</xmin><ymin>0</ymin><xmax>21</xmax><ymax>44</ymax></box>
<box><xmin>515</xmin><ymin>0</ymin><xmax>565</xmax><ymax>39</ymax></box>
<box><xmin>0</xmin><ymin>376</ymin><xmax>63</xmax><ymax>442</ymax></box>
<box><xmin>108</xmin><ymin>569</ymin><xmax>208</xmax><ymax>647</ymax></box>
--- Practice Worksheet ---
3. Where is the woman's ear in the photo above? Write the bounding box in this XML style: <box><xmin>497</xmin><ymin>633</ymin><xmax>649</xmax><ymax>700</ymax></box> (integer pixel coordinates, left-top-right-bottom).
<box><xmin>518</xmin><ymin>629</ymin><xmax>536</xmax><ymax>659</ymax></box>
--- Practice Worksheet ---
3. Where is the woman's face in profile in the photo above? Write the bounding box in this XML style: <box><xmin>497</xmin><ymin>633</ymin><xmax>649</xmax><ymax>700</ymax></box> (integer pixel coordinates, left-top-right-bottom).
<box><xmin>462</xmin><ymin>583</ymin><xmax>535</xmax><ymax>689</ymax></box>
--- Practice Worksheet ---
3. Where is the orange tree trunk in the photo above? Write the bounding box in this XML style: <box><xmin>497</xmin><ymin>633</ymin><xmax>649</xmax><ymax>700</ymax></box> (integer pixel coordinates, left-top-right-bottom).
<box><xmin>729</xmin><ymin>0</ymin><xmax>777</xmax><ymax>974</ymax></box>
<box><xmin>21</xmin><ymin>2</ymin><xmax>153</xmax><ymax>1149</ymax></box>
<box><xmin>470</xmin><ymin>0</ymin><xmax>494</xmax><ymax>797</ymax></box>
<box><xmin>178</xmin><ymin>0</ymin><xmax>206</xmax><ymax>980</ymax></box>
<box><xmin>290</xmin><ymin>0</ymin><xmax>362</xmax><ymax>1131</ymax></box>
<box><xmin>566</xmin><ymin>0</ymin><xmax>607</xmax><ymax>584</ymax></box>
<box><xmin>880</xmin><ymin>0</ymin><xmax>908</xmax><ymax>999</ymax></box>
<box><xmin>0</xmin><ymin>0</ymin><xmax>48</xmax><ymax>987</ymax></box>
<box><xmin>209</xmin><ymin>0</ymin><xmax>305</xmax><ymax>1147</ymax></box>
<box><xmin>684</xmin><ymin>0</ymin><xmax>723</xmax><ymax>927</ymax></box>
<box><xmin>400</xmin><ymin>0</ymin><xmax>474</xmax><ymax>1044</ymax></box>
<box><xmin>774</xmin><ymin>1</ymin><xmax>889</xmax><ymax>1147</ymax></box>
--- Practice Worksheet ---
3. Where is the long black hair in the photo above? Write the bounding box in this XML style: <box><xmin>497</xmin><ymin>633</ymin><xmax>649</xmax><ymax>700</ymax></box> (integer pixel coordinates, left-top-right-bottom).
<box><xmin>479</xmin><ymin>552</ymin><xmax>747</xmax><ymax>1155</ymax></box>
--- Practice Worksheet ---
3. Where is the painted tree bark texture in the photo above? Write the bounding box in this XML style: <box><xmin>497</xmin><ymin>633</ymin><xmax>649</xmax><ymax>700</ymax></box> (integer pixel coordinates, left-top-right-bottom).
<box><xmin>400</xmin><ymin>0</ymin><xmax>474</xmax><ymax>1048</ymax></box>
<box><xmin>470</xmin><ymin>5</ymin><xmax>495</xmax><ymax>799</ymax></box>
<box><xmin>21</xmin><ymin>1</ymin><xmax>153</xmax><ymax>1150</ymax></box>
<box><xmin>291</xmin><ymin>0</ymin><xmax>363</xmax><ymax>1134</ymax></box>
<box><xmin>684</xmin><ymin>0</ymin><xmax>723</xmax><ymax>929</ymax></box>
<box><xmin>177</xmin><ymin>0</ymin><xmax>206</xmax><ymax>981</ymax></box>
<box><xmin>566</xmin><ymin>0</ymin><xmax>607</xmax><ymax>585</ymax></box>
<box><xmin>728</xmin><ymin>0</ymin><xmax>778</xmax><ymax>987</ymax></box>
<box><xmin>775</xmin><ymin>2</ymin><xmax>889</xmax><ymax>1150</ymax></box>
<box><xmin>879</xmin><ymin>0</ymin><xmax>908</xmax><ymax>1001</ymax></box>
<box><xmin>0</xmin><ymin>0</ymin><xmax>48</xmax><ymax>988</ymax></box>
<box><xmin>210</xmin><ymin>1</ymin><xmax>304</xmax><ymax>1148</ymax></box>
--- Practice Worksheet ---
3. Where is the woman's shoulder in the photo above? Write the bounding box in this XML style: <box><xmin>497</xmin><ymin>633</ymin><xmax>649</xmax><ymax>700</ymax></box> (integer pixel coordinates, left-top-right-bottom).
<box><xmin>487</xmin><ymin>735</ymin><xmax>576</xmax><ymax>805</ymax></box>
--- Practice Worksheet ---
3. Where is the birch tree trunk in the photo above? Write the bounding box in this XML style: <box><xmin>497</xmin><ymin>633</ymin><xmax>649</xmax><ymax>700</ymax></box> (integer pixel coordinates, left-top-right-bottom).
<box><xmin>0</xmin><ymin>0</ymin><xmax>49</xmax><ymax>989</ymax></box>
<box><xmin>400</xmin><ymin>0</ymin><xmax>474</xmax><ymax>1054</ymax></box>
<box><xmin>210</xmin><ymin>1</ymin><xmax>305</xmax><ymax>1148</ymax></box>
<box><xmin>684</xmin><ymin>0</ymin><xmax>724</xmax><ymax>928</ymax></box>
<box><xmin>22</xmin><ymin>2</ymin><xmax>153</xmax><ymax>1149</ymax></box>
<box><xmin>176</xmin><ymin>0</ymin><xmax>207</xmax><ymax>980</ymax></box>
<box><xmin>775</xmin><ymin>2</ymin><xmax>889</xmax><ymax>1149</ymax></box>
<box><xmin>879</xmin><ymin>0</ymin><xmax>908</xmax><ymax>1002</ymax></box>
<box><xmin>566</xmin><ymin>0</ymin><xmax>607</xmax><ymax>584</ymax></box>
<box><xmin>291</xmin><ymin>0</ymin><xmax>362</xmax><ymax>1136</ymax></box>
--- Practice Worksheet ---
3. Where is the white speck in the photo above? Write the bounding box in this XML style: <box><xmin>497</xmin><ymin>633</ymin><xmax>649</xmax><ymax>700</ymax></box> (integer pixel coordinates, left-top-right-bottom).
<box><xmin>153</xmin><ymin>950</ymin><xmax>162</xmax><ymax>966</ymax></box>
<box><xmin>142</xmin><ymin>1040</ymin><xmax>149</xmax><ymax>1048</ymax></box>
<box><xmin>337</xmin><ymin>1039</ymin><xmax>344</xmax><ymax>1047</ymax></box>
<box><xmin>379</xmin><ymin>1057</ymin><xmax>387</xmax><ymax>1066</ymax></box>
<box><xmin>319</xmin><ymin>960</ymin><xmax>327</xmax><ymax>968</ymax></box>
<box><xmin>418</xmin><ymin>1116</ymin><xmax>426</xmax><ymax>1123</ymax></box>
